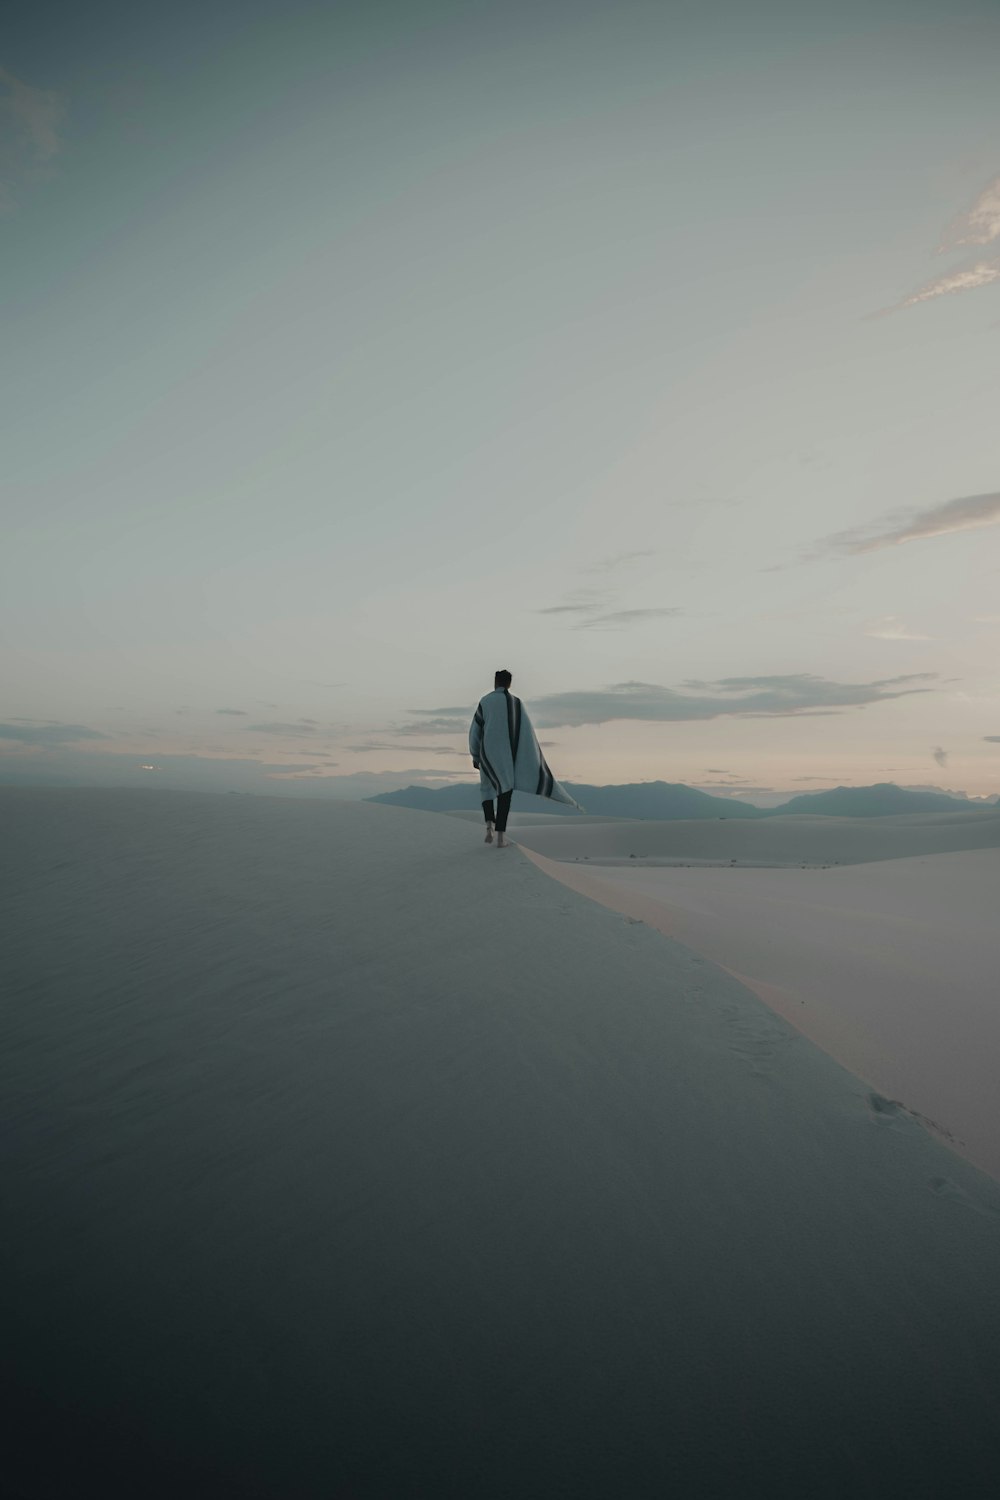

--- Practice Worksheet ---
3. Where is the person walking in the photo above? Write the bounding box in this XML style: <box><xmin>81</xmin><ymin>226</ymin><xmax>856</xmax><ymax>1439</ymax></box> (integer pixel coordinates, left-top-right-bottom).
<box><xmin>469</xmin><ymin>669</ymin><xmax>584</xmax><ymax>848</ymax></box>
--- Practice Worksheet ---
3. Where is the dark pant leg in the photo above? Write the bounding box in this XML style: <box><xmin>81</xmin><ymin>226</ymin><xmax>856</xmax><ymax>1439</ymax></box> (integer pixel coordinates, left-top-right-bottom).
<box><xmin>482</xmin><ymin>799</ymin><xmax>495</xmax><ymax>824</ymax></box>
<box><xmin>495</xmin><ymin>789</ymin><xmax>513</xmax><ymax>832</ymax></box>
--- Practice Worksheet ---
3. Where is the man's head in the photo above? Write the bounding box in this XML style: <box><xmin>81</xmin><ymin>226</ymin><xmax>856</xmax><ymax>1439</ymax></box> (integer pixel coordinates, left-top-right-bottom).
<box><xmin>495</xmin><ymin>669</ymin><xmax>512</xmax><ymax>690</ymax></box>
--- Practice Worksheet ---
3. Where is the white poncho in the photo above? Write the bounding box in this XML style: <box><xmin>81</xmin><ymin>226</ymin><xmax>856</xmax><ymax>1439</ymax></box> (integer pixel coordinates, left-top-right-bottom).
<box><xmin>469</xmin><ymin>689</ymin><xmax>585</xmax><ymax>812</ymax></box>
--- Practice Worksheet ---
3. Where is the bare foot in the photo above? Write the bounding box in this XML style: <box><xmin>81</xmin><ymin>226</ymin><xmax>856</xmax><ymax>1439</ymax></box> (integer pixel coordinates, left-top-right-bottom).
<box><xmin>484</xmin><ymin>824</ymin><xmax>494</xmax><ymax>843</ymax></box>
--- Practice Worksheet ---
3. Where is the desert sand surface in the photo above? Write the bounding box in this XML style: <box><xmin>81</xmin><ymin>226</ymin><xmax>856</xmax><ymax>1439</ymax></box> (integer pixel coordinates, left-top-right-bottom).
<box><xmin>506</xmin><ymin>805</ymin><xmax>1000</xmax><ymax>865</ymax></box>
<box><xmin>519</xmin><ymin>844</ymin><xmax>1000</xmax><ymax>1180</ymax></box>
<box><xmin>4</xmin><ymin>787</ymin><xmax>1000</xmax><ymax>1498</ymax></box>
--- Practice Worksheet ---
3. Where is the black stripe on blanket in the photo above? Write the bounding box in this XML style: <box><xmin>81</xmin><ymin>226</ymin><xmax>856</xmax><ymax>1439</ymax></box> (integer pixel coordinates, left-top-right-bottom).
<box><xmin>479</xmin><ymin>745</ymin><xmax>502</xmax><ymax>795</ymax></box>
<box><xmin>507</xmin><ymin>694</ymin><xmax>521</xmax><ymax>765</ymax></box>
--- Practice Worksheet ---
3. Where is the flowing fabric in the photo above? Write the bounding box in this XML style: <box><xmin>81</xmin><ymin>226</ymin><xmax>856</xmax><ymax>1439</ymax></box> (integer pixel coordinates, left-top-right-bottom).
<box><xmin>469</xmin><ymin>689</ymin><xmax>585</xmax><ymax>812</ymax></box>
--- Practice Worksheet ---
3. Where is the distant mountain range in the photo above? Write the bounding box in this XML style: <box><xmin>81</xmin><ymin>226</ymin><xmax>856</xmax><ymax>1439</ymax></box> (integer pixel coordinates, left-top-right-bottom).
<box><xmin>367</xmin><ymin>779</ymin><xmax>1000</xmax><ymax>821</ymax></box>
<box><xmin>767</xmin><ymin>783</ymin><xmax>997</xmax><ymax>817</ymax></box>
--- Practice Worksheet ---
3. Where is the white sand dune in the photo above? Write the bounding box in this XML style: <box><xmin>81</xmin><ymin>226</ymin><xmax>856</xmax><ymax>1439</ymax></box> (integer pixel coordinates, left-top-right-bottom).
<box><xmin>3</xmin><ymin>788</ymin><xmax>1000</xmax><ymax>1497</ymax></box>
<box><xmin>519</xmin><ymin>845</ymin><xmax>1000</xmax><ymax>1180</ymax></box>
<box><xmin>508</xmin><ymin>805</ymin><xmax>1000</xmax><ymax>867</ymax></box>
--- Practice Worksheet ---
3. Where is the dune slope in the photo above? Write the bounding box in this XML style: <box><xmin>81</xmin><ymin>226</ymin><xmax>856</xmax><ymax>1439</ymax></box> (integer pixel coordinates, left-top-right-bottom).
<box><xmin>3</xmin><ymin>788</ymin><xmax>1000</xmax><ymax>1499</ymax></box>
<box><xmin>509</xmin><ymin>806</ymin><xmax>1000</xmax><ymax>866</ymax></box>
<box><xmin>519</xmin><ymin>845</ymin><xmax>1000</xmax><ymax>1180</ymax></box>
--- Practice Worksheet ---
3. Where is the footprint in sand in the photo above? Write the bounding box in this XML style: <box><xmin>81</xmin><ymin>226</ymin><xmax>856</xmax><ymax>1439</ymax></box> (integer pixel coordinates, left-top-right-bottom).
<box><xmin>868</xmin><ymin>1092</ymin><xmax>905</xmax><ymax>1124</ymax></box>
<box><xmin>927</xmin><ymin>1176</ymin><xmax>1000</xmax><ymax>1220</ymax></box>
<box><xmin>929</xmin><ymin>1175</ymin><xmax>964</xmax><ymax>1200</ymax></box>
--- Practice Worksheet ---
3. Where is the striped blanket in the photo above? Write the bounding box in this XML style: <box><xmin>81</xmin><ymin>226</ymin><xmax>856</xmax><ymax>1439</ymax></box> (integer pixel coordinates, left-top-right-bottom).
<box><xmin>469</xmin><ymin>689</ymin><xmax>585</xmax><ymax>811</ymax></box>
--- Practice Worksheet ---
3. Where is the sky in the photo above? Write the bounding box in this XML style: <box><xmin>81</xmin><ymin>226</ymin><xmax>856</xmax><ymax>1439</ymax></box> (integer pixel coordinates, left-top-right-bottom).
<box><xmin>3</xmin><ymin>0</ymin><xmax>1000</xmax><ymax>803</ymax></box>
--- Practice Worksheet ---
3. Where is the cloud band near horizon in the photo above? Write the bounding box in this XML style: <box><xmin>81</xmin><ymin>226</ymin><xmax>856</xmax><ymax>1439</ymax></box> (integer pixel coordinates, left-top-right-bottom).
<box><xmin>407</xmin><ymin>673</ymin><xmax>934</xmax><ymax>732</ymax></box>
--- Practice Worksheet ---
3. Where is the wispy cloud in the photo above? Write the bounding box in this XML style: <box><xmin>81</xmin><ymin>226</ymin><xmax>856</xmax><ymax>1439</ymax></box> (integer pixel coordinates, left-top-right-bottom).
<box><xmin>395</xmin><ymin>715</ymin><xmax>469</xmax><ymax>735</ymax></box>
<box><xmin>938</xmin><ymin>174</ymin><xmax>1000</xmax><ymax>253</ymax></box>
<box><xmin>347</xmin><ymin>742</ymin><xmax>464</xmax><ymax>756</ymax></box>
<box><xmin>864</xmin><ymin>616</ymin><xmax>931</xmax><ymax>640</ymax></box>
<box><xmin>875</xmin><ymin>172</ymin><xmax>1000</xmax><ymax>315</ymax></box>
<box><xmin>536</xmin><ymin>587</ymin><xmax>615</xmax><ymax>616</ymax></box>
<box><xmin>536</xmin><ymin>603</ymin><xmax>598</xmax><ymax>616</ymax></box>
<box><xmin>244</xmin><ymin>722</ymin><xmax>318</xmax><ymax>735</ymax></box>
<box><xmin>885</xmin><ymin>259</ymin><xmax>1000</xmax><ymax>314</ymax></box>
<box><xmin>0</xmin><ymin>722</ymin><xmax>109</xmax><ymax>744</ymax></box>
<box><xmin>537</xmin><ymin>553</ymin><xmax>681</xmax><ymax>630</ymax></box>
<box><xmin>536</xmin><ymin>591</ymin><xmax>680</xmax><ymax>630</ymax></box>
<box><xmin>932</xmin><ymin>746</ymin><xmax>949</xmax><ymax>768</ymax></box>
<box><xmin>578</xmin><ymin>608</ymin><xmax>681</xmax><ymax>630</ymax></box>
<box><xmin>814</xmin><ymin>491</ymin><xmax>1000</xmax><ymax>557</ymax></box>
<box><xmin>0</xmin><ymin>65</ymin><xmax>64</xmax><ymax>211</ymax></box>
<box><xmin>582</xmin><ymin>550</ymin><xmax>657</xmax><ymax>575</ymax></box>
<box><xmin>216</xmin><ymin>708</ymin><xmax>248</xmax><ymax>716</ymax></box>
<box><xmin>256</xmin><ymin>763</ymin><xmax>323</xmax><ymax>773</ymax></box>
<box><xmin>528</xmin><ymin>673</ymin><xmax>933</xmax><ymax>729</ymax></box>
<box><xmin>984</xmin><ymin>736</ymin><xmax>1000</xmax><ymax>744</ymax></box>
<box><xmin>406</xmin><ymin>706</ymin><xmax>472</xmax><ymax>717</ymax></box>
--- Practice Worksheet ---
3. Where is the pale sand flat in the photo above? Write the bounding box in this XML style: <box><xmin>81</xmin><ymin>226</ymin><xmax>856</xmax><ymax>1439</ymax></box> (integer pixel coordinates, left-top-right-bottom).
<box><xmin>519</xmin><ymin>844</ymin><xmax>1000</xmax><ymax>1181</ymax></box>
<box><xmin>510</xmin><ymin>807</ymin><xmax>1000</xmax><ymax>868</ymax></box>
<box><xmin>3</xmin><ymin>787</ymin><xmax>1000</xmax><ymax>1497</ymax></box>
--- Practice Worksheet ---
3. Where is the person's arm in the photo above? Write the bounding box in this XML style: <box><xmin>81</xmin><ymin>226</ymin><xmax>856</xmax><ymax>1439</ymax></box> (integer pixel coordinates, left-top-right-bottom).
<box><xmin>469</xmin><ymin>703</ymin><xmax>484</xmax><ymax>768</ymax></box>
